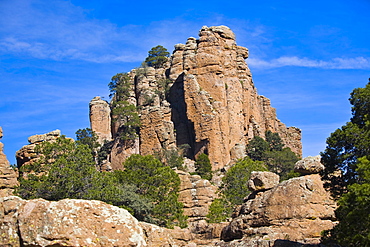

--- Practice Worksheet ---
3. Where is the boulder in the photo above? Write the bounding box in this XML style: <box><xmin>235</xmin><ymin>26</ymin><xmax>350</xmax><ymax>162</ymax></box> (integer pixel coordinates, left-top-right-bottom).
<box><xmin>0</xmin><ymin>196</ymin><xmax>147</xmax><ymax>246</ymax></box>
<box><xmin>221</xmin><ymin>174</ymin><xmax>337</xmax><ymax>245</ymax></box>
<box><xmin>248</xmin><ymin>171</ymin><xmax>280</xmax><ymax>191</ymax></box>
<box><xmin>294</xmin><ymin>155</ymin><xmax>324</xmax><ymax>175</ymax></box>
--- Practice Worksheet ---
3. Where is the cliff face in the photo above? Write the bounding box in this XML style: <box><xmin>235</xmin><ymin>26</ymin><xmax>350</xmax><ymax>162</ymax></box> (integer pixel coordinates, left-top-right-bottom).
<box><xmin>91</xmin><ymin>25</ymin><xmax>302</xmax><ymax>170</ymax></box>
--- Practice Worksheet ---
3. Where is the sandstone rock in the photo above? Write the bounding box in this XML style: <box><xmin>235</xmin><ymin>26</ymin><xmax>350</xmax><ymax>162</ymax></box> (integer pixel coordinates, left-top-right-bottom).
<box><xmin>16</xmin><ymin>130</ymin><xmax>61</xmax><ymax>168</ymax></box>
<box><xmin>247</xmin><ymin>171</ymin><xmax>280</xmax><ymax>191</ymax></box>
<box><xmin>93</xmin><ymin>25</ymin><xmax>302</xmax><ymax>171</ymax></box>
<box><xmin>27</xmin><ymin>129</ymin><xmax>61</xmax><ymax>144</ymax></box>
<box><xmin>168</xmin><ymin>25</ymin><xmax>302</xmax><ymax>170</ymax></box>
<box><xmin>221</xmin><ymin>174</ymin><xmax>337</xmax><ymax>245</ymax></box>
<box><xmin>89</xmin><ymin>96</ymin><xmax>112</xmax><ymax>144</ymax></box>
<box><xmin>0</xmin><ymin>196</ymin><xmax>147</xmax><ymax>246</ymax></box>
<box><xmin>177</xmin><ymin>170</ymin><xmax>218</xmax><ymax>221</ymax></box>
<box><xmin>294</xmin><ymin>155</ymin><xmax>324</xmax><ymax>175</ymax></box>
<box><xmin>0</xmin><ymin>127</ymin><xmax>18</xmax><ymax>197</ymax></box>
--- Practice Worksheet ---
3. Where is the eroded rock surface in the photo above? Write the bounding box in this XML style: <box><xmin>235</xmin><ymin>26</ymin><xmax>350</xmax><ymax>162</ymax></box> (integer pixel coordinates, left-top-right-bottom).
<box><xmin>89</xmin><ymin>96</ymin><xmax>112</xmax><ymax>144</ymax></box>
<box><xmin>294</xmin><ymin>155</ymin><xmax>324</xmax><ymax>175</ymax></box>
<box><xmin>92</xmin><ymin>25</ymin><xmax>302</xmax><ymax>171</ymax></box>
<box><xmin>221</xmin><ymin>174</ymin><xmax>337</xmax><ymax>245</ymax></box>
<box><xmin>16</xmin><ymin>130</ymin><xmax>61</xmax><ymax>168</ymax></box>
<box><xmin>177</xmin><ymin>170</ymin><xmax>218</xmax><ymax>222</ymax></box>
<box><xmin>248</xmin><ymin>171</ymin><xmax>280</xmax><ymax>192</ymax></box>
<box><xmin>168</xmin><ymin>25</ymin><xmax>301</xmax><ymax>169</ymax></box>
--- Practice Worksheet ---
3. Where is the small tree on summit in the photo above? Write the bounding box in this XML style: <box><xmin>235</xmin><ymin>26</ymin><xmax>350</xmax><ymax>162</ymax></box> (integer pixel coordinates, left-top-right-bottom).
<box><xmin>145</xmin><ymin>45</ymin><xmax>170</xmax><ymax>68</ymax></box>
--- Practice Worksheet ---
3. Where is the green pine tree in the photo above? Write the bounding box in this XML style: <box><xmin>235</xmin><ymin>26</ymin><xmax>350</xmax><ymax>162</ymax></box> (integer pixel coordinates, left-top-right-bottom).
<box><xmin>145</xmin><ymin>45</ymin><xmax>170</xmax><ymax>68</ymax></box>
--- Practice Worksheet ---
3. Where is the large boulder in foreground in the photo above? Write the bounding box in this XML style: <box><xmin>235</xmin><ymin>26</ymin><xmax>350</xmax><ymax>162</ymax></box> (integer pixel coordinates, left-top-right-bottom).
<box><xmin>0</xmin><ymin>196</ymin><xmax>201</xmax><ymax>246</ymax></box>
<box><xmin>221</xmin><ymin>174</ymin><xmax>337</xmax><ymax>245</ymax></box>
<box><xmin>0</xmin><ymin>196</ymin><xmax>147</xmax><ymax>246</ymax></box>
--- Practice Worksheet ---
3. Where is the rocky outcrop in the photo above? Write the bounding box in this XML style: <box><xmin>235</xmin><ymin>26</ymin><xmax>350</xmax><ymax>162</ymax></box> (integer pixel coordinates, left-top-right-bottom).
<box><xmin>89</xmin><ymin>96</ymin><xmax>112</xmax><ymax>144</ymax></box>
<box><xmin>0</xmin><ymin>196</ymin><xmax>223</xmax><ymax>246</ymax></box>
<box><xmin>177</xmin><ymin>170</ymin><xmax>218</xmax><ymax>222</ymax></box>
<box><xmin>0</xmin><ymin>127</ymin><xmax>18</xmax><ymax>197</ymax></box>
<box><xmin>294</xmin><ymin>155</ymin><xmax>324</xmax><ymax>175</ymax></box>
<box><xmin>0</xmin><ymin>196</ymin><xmax>146</xmax><ymax>246</ymax></box>
<box><xmin>168</xmin><ymin>25</ymin><xmax>301</xmax><ymax>170</ymax></box>
<box><xmin>92</xmin><ymin>25</ymin><xmax>302</xmax><ymax>171</ymax></box>
<box><xmin>16</xmin><ymin>130</ymin><xmax>61</xmax><ymax>168</ymax></box>
<box><xmin>220</xmin><ymin>173</ymin><xmax>337</xmax><ymax>245</ymax></box>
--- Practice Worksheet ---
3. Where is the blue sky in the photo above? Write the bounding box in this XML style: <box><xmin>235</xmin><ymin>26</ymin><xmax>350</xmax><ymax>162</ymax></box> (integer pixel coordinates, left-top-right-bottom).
<box><xmin>1</xmin><ymin>0</ymin><xmax>369</xmax><ymax>165</ymax></box>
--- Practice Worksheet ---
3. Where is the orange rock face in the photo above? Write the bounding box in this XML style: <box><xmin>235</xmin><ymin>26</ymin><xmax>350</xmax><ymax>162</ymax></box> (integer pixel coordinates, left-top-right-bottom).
<box><xmin>92</xmin><ymin>25</ymin><xmax>302</xmax><ymax>170</ymax></box>
<box><xmin>89</xmin><ymin>96</ymin><xmax>112</xmax><ymax>144</ymax></box>
<box><xmin>168</xmin><ymin>26</ymin><xmax>301</xmax><ymax>170</ymax></box>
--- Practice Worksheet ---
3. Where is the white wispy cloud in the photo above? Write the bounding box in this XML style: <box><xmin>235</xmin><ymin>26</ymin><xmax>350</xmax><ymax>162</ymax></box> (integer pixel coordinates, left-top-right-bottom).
<box><xmin>248</xmin><ymin>56</ymin><xmax>370</xmax><ymax>69</ymax></box>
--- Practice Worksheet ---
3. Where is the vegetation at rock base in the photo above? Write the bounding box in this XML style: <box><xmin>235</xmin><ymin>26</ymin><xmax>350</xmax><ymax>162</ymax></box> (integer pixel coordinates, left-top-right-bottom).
<box><xmin>321</xmin><ymin>80</ymin><xmax>370</xmax><ymax>246</ymax></box>
<box><xmin>16</xmin><ymin>136</ymin><xmax>117</xmax><ymax>202</ymax></box>
<box><xmin>113</xmin><ymin>154</ymin><xmax>187</xmax><ymax>228</ymax></box>
<box><xmin>16</xmin><ymin>136</ymin><xmax>187</xmax><ymax>229</ymax></box>
<box><xmin>145</xmin><ymin>45</ymin><xmax>170</xmax><ymax>68</ymax></box>
<box><xmin>153</xmin><ymin>145</ymin><xmax>189</xmax><ymax>170</ymax></box>
<box><xmin>207</xmin><ymin>157</ymin><xmax>267</xmax><ymax>223</ymax></box>
<box><xmin>195</xmin><ymin>153</ymin><xmax>212</xmax><ymax>180</ymax></box>
<box><xmin>246</xmin><ymin>130</ymin><xmax>299</xmax><ymax>180</ymax></box>
<box><xmin>109</xmin><ymin>72</ymin><xmax>140</xmax><ymax>141</ymax></box>
<box><xmin>75</xmin><ymin>128</ymin><xmax>100</xmax><ymax>158</ymax></box>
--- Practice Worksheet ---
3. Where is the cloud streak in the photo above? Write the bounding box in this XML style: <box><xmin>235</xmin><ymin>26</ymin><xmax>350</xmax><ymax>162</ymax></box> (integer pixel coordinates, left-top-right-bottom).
<box><xmin>248</xmin><ymin>56</ymin><xmax>370</xmax><ymax>69</ymax></box>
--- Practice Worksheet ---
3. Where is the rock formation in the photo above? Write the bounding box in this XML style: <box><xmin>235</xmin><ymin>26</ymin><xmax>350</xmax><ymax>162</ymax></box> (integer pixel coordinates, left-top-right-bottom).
<box><xmin>95</xmin><ymin>25</ymin><xmax>302</xmax><ymax>170</ymax></box>
<box><xmin>294</xmin><ymin>155</ymin><xmax>324</xmax><ymax>175</ymax></box>
<box><xmin>177</xmin><ymin>170</ymin><xmax>218</xmax><ymax>222</ymax></box>
<box><xmin>0</xmin><ymin>196</ymin><xmax>228</xmax><ymax>246</ymax></box>
<box><xmin>16</xmin><ymin>130</ymin><xmax>61</xmax><ymax>168</ymax></box>
<box><xmin>247</xmin><ymin>171</ymin><xmax>280</xmax><ymax>192</ymax></box>
<box><xmin>0</xmin><ymin>127</ymin><xmax>18</xmax><ymax>197</ymax></box>
<box><xmin>220</xmin><ymin>171</ymin><xmax>337</xmax><ymax>245</ymax></box>
<box><xmin>89</xmin><ymin>96</ymin><xmax>112</xmax><ymax>144</ymax></box>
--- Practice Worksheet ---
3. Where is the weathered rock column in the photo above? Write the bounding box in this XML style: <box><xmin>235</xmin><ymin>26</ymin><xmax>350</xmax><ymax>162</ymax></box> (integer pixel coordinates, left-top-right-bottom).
<box><xmin>89</xmin><ymin>96</ymin><xmax>112</xmax><ymax>144</ymax></box>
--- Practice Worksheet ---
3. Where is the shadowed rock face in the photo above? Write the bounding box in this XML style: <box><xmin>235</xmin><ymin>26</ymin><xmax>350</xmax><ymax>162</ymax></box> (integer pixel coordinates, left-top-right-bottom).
<box><xmin>95</xmin><ymin>25</ymin><xmax>302</xmax><ymax>170</ymax></box>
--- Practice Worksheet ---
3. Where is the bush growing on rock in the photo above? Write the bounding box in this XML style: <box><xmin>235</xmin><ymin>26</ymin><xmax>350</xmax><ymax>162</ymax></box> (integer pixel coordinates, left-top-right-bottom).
<box><xmin>113</xmin><ymin>154</ymin><xmax>187</xmax><ymax>228</ymax></box>
<box><xmin>195</xmin><ymin>153</ymin><xmax>212</xmax><ymax>180</ymax></box>
<box><xmin>109</xmin><ymin>72</ymin><xmax>140</xmax><ymax>141</ymax></box>
<box><xmin>207</xmin><ymin>157</ymin><xmax>267</xmax><ymax>223</ymax></box>
<box><xmin>145</xmin><ymin>45</ymin><xmax>170</xmax><ymax>68</ymax></box>
<box><xmin>246</xmin><ymin>131</ymin><xmax>299</xmax><ymax>180</ymax></box>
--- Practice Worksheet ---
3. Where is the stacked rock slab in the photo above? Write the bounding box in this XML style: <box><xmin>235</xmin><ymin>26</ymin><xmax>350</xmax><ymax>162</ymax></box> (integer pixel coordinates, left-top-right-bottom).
<box><xmin>16</xmin><ymin>130</ymin><xmax>61</xmax><ymax>168</ymax></box>
<box><xmin>220</xmin><ymin>158</ymin><xmax>337</xmax><ymax>246</ymax></box>
<box><xmin>0</xmin><ymin>127</ymin><xmax>18</xmax><ymax>197</ymax></box>
<box><xmin>177</xmin><ymin>170</ymin><xmax>218</xmax><ymax>221</ymax></box>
